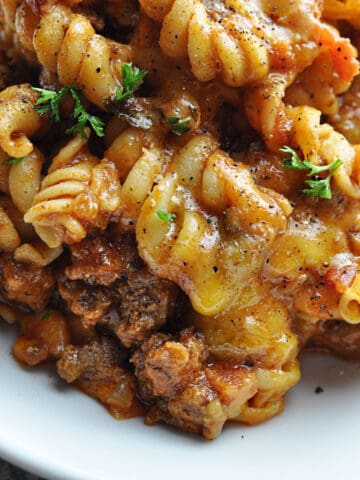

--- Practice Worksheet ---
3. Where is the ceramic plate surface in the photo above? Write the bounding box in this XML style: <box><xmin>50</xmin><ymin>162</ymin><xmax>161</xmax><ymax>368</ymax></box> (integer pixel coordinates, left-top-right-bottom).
<box><xmin>1</xmin><ymin>322</ymin><xmax>360</xmax><ymax>480</ymax></box>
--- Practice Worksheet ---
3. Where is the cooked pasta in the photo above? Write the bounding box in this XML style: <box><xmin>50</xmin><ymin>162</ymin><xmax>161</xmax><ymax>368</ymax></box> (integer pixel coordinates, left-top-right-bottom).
<box><xmin>0</xmin><ymin>0</ymin><xmax>360</xmax><ymax>440</ymax></box>
<box><xmin>137</xmin><ymin>134</ymin><xmax>292</xmax><ymax>315</ymax></box>
<box><xmin>0</xmin><ymin>84</ymin><xmax>45</xmax><ymax>157</ymax></box>
<box><xmin>24</xmin><ymin>132</ymin><xmax>121</xmax><ymax>247</ymax></box>
<box><xmin>6</xmin><ymin>2</ymin><xmax>135</xmax><ymax>108</ymax></box>
<box><xmin>0</xmin><ymin>205</ymin><xmax>20</xmax><ymax>251</ymax></box>
<box><xmin>104</xmin><ymin>127</ymin><xmax>168</xmax><ymax>231</ymax></box>
<box><xmin>323</xmin><ymin>0</ymin><xmax>360</xmax><ymax>28</ymax></box>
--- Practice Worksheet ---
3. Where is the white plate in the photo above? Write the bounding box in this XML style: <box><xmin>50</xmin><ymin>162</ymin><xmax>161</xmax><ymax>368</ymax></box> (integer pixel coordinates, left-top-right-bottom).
<box><xmin>1</xmin><ymin>321</ymin><xmax>360</xmax><ymax>480</ymax></box>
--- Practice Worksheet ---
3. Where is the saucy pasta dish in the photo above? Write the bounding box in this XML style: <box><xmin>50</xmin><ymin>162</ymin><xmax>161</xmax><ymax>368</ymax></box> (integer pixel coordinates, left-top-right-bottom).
<box><xmin>0</xmin><ymin>0</ymin><xmax>360</xmax><ymax>439</ymax></box>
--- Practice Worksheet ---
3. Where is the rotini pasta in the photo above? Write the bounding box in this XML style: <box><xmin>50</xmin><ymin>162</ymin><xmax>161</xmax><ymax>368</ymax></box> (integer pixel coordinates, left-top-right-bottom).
<box><xmin>104</xmin><ymin>126</ymin><xmax>168</xmax><ymax>231</ymax></box>
<box><xmin>136</xmin><ymin>134</ymin><xmax>292</xmax><ymax>315</ymax></box>
<box><xmin>8</xmin><ymin>146</ymin><xmax>43</xmax><ymax>213</ymax></box>
<box><xmin>0</xmin><ymin>205</ymin><xmax>20</xmax><ymax>251</ymax></box>
<box><xmin>0</xmin><ymin>84</ymin><xmax>45</xmax><ymax>157</ymax></box>
<box><xmin>339</xmin><ymin>273</ymin><xmax>360</xmax><ymax>325</ymax></box>
<box><xmin>139</xmin><ymin>0</ymin><xmax>357</xmax><ymax>90</ymax></box>
<box><xmin>24</xmin><ymin>131</ymin><xmax>121</xmax><ymax>247</ymax></box>
<box><xmin>323</xmin><ymin>0</ymin><xmax>360</xmax><ymax>28</ymax></box>
<box><xmin>1</xmin><ymin>0</ymin><xmax>360</xmax><ymax>441</ymax></box>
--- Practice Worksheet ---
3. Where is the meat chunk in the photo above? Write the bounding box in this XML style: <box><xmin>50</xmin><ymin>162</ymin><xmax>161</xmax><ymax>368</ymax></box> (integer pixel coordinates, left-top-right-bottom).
<box><xmin>62</xmin><ymin>232</ymin><xmax>178</xmax><ymax>346</ymax></box>
<box><xmin>103</xmin><ymin>271</ymin><xmax>177</xmax><ymax>348</ymax></box>
<box><xmin>59</xmin><ymin>277</ymin><xmax>112</xmax><ymax>327</ymax></box>
<box><xmin>131</xmin><ymin>329</ymin><xmax>258</xmax><ymax>439</ymax></box>
<box><xmin>307</xmin><ymin>320</ymin><xmax>360</xmax><ymax>359</ymax></box>
<box><xmin>57</xmin><ymin>337</ymin><xmax>142</xmax><ymax>418</ymax></box>
<box><xmin>13</xmin><ymin>310</ymin><xmax>71</xmax><ymax>366</ymax></box>
<box><xmin>65</xmin><ymin>234</ymin><xmax>124</xmax><ymax>286</ymax></box>
<box><xmin>0</xmin><ymin>253</ymin><xmax>55</xmax><ymax>311</ymax></box>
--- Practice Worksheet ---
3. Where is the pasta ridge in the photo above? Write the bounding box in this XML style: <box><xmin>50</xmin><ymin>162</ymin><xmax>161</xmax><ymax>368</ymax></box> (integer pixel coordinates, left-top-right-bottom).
<box><xmin>24</xmin><ymin>132</ymin><xmax>122</xmax><ymax>247</ymax></box>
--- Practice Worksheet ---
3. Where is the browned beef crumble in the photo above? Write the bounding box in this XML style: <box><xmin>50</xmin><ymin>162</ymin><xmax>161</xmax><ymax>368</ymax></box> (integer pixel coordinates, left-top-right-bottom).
<box><xmin>131</xmin><ymin>328</ymin><xmax>258</xmax><ymax>439</ymax></box>
<box><xmin>307</xmin><ymin>320</ymin><xmax>360</xmax><ymax>359</ymax></box>
<box><xmin>59</xmin><ymin>232</ymin><xmax>178</xmax><ymax>347</ymax></box>
<box><xmin>57</xmin><ymin>336</ymin><xmax>143</xmax><ymax>418</ymax></box>
<box><xmin>0</xmin><ymin>252</ymin><xmax>55</xmax><ymax>311</ymax></box>
<box><xmin>59</xmin><ymin>277</ymin><xmax>112</xmax><ymax>327</ymax></box>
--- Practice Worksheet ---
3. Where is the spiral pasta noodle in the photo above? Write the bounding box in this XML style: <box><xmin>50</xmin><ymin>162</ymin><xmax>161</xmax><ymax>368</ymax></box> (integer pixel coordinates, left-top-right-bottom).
<box><xmin>24</xmin><ymin>131</ymin><xmax>122</xmax><ymax>247</ymax></box>
<box><xmin>339</xmin><ymin>273</ymin><xmax>360</xmax><ymax>325</ymax></box>
<box><xmin>323</xmin><ymin>0</ymin><xmax>360</xmax><ymax>28</ymax></box>
<box><xmin>0</xmin><ymin>84</ymin><xmax>45</xmax><ymax>157</ymax></box>
<box><xmin>5</xmin><ymin>3</ymin><xmax>135</xmax><ymax>109</ymax></box>
<box><xmin>14</xmin><ymin>242</ymin><xmax>63</xmax><ymax>266</ymax></box>
<box><xmin>0</xmin><ymin>191</ymin><xmax>61</xmax><ymax>262</ymax></box>
<box><xmin>0</xmin><ymin>204</ymin><xmax>21</xmax><ymax>251</ymax></box>
<box><xmin>139</xmin><ymin>0</ymin><xmax>355</xmax><ymax>89</ymax></box>
<box><xmin>1</xmin><ymin>0</ymin><xmax>360</xmax><ymax>440</ymax></box>
<box><xmin>245</xmin><ymin>72</ymin><xmax>360</xmax><ymax>200</ymax></box>
<box><xmin>140</xmin><ymin>0</ymin><xmax>273</xmax><ymax>86</ymax></box>
<box><xmin>104</xmin><ymin>126</ymin><xmax>168</xmax><ymax>231</ymax></box>
<box><xmin>194</xmin><ymin>292</ymin><xmax>300</xmax><ymax>423</ymax></box>
<box><xmin>136</xmin><ymin>134</ymin><xmax>292</xmax><ymax>316</ymax></box>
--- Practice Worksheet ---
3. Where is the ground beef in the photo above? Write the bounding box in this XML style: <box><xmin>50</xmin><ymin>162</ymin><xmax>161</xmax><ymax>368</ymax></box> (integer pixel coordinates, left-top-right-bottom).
<box><xmin>65</xmin><ymin>234</ymin><xmax>125</xmax><ymax>286</ymax></box>
<box><xmin>131</xmin><ymin>328</ymin><xmax>258</xmax><ymax>439</ymax></box>
<box><xmin>61</xmin><ymin>232</ymin><xmax>178</xmax><ymax>347</ymax></box>
<box><xmin>0</xmin><ymin>253</ymin><xmax>55</xmax><ymax>311</ymax></box>
<box><xmin>307</xmin><ymin>320</ymin><xmax>360</xmax><ymax>359</ymax></box>
<box><xmin>102</xmin><ymin>270</ymin><xmax>178</xmax><ymax>348</ymax></box>
<box><xmin>59</xmin><ymin>277</ymin><xmax>112</xmax><ymax>327</ymax></box>
<box><xmin>57</xmin><ymin>337</ymin><xmax>142</xmax><ymax>418</ymax></box>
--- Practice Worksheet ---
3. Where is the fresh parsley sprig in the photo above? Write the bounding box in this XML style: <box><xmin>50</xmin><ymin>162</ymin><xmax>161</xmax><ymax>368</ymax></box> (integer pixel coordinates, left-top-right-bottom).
<box><xmin>33</xmin><ymin>87</ymin><xmax>67</xmax><ymax>122</ymax></box>
<box><xmin>167</xmin><ymin>116</ymin><xmax>191</xmax><ymax>135</ymax></box>
<box><xmin>157</xmin><ymin>209</ymin><xmax>176</xmax><ymax>227</ymax></box>
<box><xmin>2</xmin><ymin>156</ymin><xmax>24</xmax><ymax>167</ymax></box>
<box><xmin>40</xmin><ymin>311</ymin><xmax>50</xmax><ymax>321</ymax></box>
<box><xmin>302</xmin><ymin>159</ymin><xmax>342</xmax><ymax>199</ymax></box>
<box><xmin>115</xmin><ymin>63</ymin><xmax>148</xmax><ymax>102</ymax></box>
<box><xmin>280</xmin><ymin>146</ymin><xmax>342</xmax><ymax>199</ymax></box>
<box><xmin>33</xmin><ymin>86</ymin><xmax>104</xmax><ymax>139</ymax></box>
<box><xmin>65</xmin><ymin>88</ymin><xmax>105</xmax><ymax>139</ymax></box>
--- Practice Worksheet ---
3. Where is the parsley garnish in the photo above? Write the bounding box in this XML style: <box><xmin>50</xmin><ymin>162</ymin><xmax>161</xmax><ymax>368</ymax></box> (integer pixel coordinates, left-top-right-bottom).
<box><xmin>33</xmin><ymin>86</ymin><xmax>104</xmax><ymax>139</ymax></box>
<box><xmin>115</xmin><ymin>63</ymin><xmax>148</xmax><ymax>102</ymax></box>
<box><xmin>167</xmin><ymin>116</ymin><xmax>191</xmax><ymax>135</ymax></box>
<box><xmin>65</xmin><ymin>88</ymin><xmax>105</xmax><ymax>139</ymax></box>
<box><xmin>157</xmin><ymin>209</ymin><xmax>176</xmax><ymax>227</ymax></box>
<box><xmin>40</xmin><ymin>311</ymin><xmax>50</xmax><ymax>321</ymax></box>
<box><xmin>33</xmin><ymin>87</ymin><xmax>68</xmax><ymax>122</ymax></box>
<box><xmin>2</xmin><ymin>156</ymin><xmax>24</xmax><ymax>167</ymax></box>
<box><xmin>280</xmin><ymin>146</ymin><xmax>342</xmax><ymax>199</ymax></box>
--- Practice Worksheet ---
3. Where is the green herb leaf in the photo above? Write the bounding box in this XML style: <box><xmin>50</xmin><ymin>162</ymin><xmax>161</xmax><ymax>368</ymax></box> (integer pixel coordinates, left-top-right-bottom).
<box><xmin>157</xmin><ymin>209</ymin><xmax>176</xmax><ymax>227</ymax></box>
<box><xmin>280</xmin><ymin>146</ymin><xmax>308</xmax><ymax>171</ymax></box>
<box><xmin>302</xmin><ymin>178</ymin><xmax>332</xmax><ymax>199</ymax></box>
<box><xmin>2</xmin><ymin>156</ymin><xmax>24</xmax><ymax>167</ymax></box>
<box><xmin>33</xmin><ymin>86</ymin><xmax>68</xmax><ymax>122</ymax></box>
<box><xmin>33</xmin><ymin>86</ymin><xmax>104</xmax><ymax>138</ymax></box>
<box><xmin>40</xmin><ymin>311</ymin><xmax>50</xmax><ymax>321</ymax></box>
<box><xmin>281</xmin><ymin>146</ymin><xmax>342</xmax><ymax>199</ymax></box>
<box><xmin>303</xmin><ymin>158</ymin><xmax>342</xmax><ymax>199</ymax></box>
<box><xmin>88</xmin><ymin>115</ymin><xmax>105</xmax><ymax>137</ymax></box>
<box><xmin>167</xmin><ymin>115</ymin><xmax>191</xmax><ymax>135</ymax></box>
<box><xmin>115</xmin><ymin>63</ymin><xmax>148</xmax><ymax>102</ymax></box>
<box><xmin>66</xmin><ymin>87</ymin><xmax>105</xmax><ymax>139</ymax></box>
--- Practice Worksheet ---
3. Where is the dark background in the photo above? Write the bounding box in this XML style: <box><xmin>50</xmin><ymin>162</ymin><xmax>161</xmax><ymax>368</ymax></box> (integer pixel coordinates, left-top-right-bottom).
<box><xmin>0</xmin><ymin>459</ymin><xmax>42</xmax><ymax>479</ymax></box>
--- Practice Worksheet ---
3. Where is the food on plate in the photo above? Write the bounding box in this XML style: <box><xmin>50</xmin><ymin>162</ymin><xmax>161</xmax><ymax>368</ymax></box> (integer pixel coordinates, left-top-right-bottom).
<box><xmin>0</xmin><ymin>0</ymin><xmax>360</xmax><ymax>439</ymax></box>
